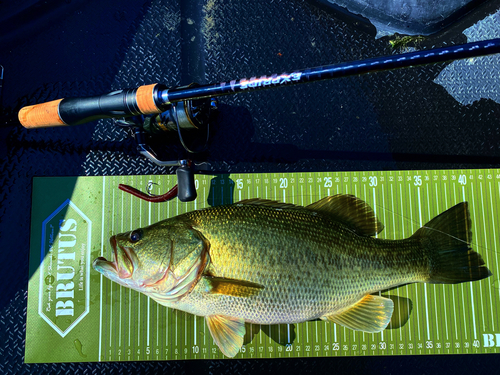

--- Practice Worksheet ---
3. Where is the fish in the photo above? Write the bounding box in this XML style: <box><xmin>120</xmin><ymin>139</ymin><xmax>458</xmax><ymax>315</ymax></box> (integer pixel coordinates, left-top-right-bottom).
<box><xmin>93</xmin><ymin>194</ymin><xmax>492</xmax><ymax>357</ymax></box>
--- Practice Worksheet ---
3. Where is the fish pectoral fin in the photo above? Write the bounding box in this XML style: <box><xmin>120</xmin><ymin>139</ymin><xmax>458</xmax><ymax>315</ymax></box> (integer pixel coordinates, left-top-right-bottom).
<box><xmin>206</xmin><ymin>315</ymin><xmax>246</xmax><ymax>358</ymax></box>
<box><xmin>321</xmin><ymin>294</ymin><xmax>394</xmax><ymax>333</ymax></box>
<box><xmin>306</xmin><ymin>194</ymin><xmax>384</xmax><ymax>236</ymax></box>
<box><xmin>203</xmin><ymin>276</ymin><xmax>264</xmax><ymax>297</ymax></box>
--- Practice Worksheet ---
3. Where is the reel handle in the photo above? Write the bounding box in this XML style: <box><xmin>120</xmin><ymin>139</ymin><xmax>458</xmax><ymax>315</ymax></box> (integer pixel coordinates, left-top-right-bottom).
<box><xmin>18</xmin><ymin>84</ymin><xmax>167</xmax><ymax>128</ymax></box>
<box><xmin>176</xmin><ymin>162</ymin><xmax>197</xmax><ymax>202</ymax></box>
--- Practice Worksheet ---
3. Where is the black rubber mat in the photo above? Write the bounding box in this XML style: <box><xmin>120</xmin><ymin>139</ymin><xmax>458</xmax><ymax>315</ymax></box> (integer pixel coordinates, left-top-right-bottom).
<box><xmin>1</xmin><ymin>0</ymin><xmax>500</xmax><ymax>373</ymax></box>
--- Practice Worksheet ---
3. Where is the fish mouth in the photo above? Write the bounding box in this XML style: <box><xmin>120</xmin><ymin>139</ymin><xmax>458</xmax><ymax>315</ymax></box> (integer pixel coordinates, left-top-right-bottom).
<box><xmin>92</xmin><ymin>236</ymin><xmax>136</xmax><ymax>279</ymax></box>
<box><xmin>92</xmin><ymin>255</ymin><xmax>117</xmax><ymax>277</ymax></box>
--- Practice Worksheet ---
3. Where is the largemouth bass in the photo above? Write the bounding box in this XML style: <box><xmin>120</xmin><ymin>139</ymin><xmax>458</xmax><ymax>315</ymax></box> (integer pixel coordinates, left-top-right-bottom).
<box><xmin>93</xmin><ymin>194</ymin><xmax>492</xmax><ymax>357</ymax></box>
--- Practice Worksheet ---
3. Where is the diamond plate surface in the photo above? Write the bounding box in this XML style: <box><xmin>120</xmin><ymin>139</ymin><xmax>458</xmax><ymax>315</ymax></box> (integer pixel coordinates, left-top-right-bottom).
<box><xmin>2</xmin><ymin>0</ymin><xmax>500</xmax><ymax>373</ymax></box>
<box><xmin>435</xmin><ymin>9</ymin><xmax>500</xmax><ymax>105</ymax></box>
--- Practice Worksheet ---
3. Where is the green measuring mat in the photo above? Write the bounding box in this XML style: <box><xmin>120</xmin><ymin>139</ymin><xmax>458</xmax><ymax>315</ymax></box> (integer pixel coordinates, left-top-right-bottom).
<box><xmin>26</xmin><ymin>169</ymin><xmax>500</xmax><ymax>363</ymax></box>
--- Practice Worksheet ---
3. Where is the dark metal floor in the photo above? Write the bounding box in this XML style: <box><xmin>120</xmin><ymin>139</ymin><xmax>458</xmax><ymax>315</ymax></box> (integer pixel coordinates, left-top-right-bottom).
<box><xmin>1</xmin><ymin>0</ymin><xmax>500</xmax><ymax>373</ymax></box>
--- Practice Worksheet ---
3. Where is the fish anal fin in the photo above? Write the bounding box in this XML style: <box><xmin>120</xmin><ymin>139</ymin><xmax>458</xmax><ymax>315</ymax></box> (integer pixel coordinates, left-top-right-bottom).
<box><xmin>371</xmin><ymin>293</ymin><xmax>413</xmax><ymax>329</ymax></box>
<box><xmin>204</xmin><ymin>276</ymin><xmax>264</xmax><ymax>297</ymax></box>
<box><xmin>306</xmin><ymin>194</ymin><xmax>384</xmax><ymax>236</ymax></box>
<box><xmin>206</xmin><ymin>315</ymin><xmax>245</xmax><ymax>358</ymax></box>
<box><xmin>321</xmin><ymin>294</ymin><xmax>394</xmax><ymax>333</ymax></box>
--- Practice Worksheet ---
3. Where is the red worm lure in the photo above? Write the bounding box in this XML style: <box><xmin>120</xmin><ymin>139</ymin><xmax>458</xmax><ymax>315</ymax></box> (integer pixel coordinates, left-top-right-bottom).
<box><xmin>118</xmin><ymin>183</ymin><xmax>178</xmax><ymax>202</ymax></box>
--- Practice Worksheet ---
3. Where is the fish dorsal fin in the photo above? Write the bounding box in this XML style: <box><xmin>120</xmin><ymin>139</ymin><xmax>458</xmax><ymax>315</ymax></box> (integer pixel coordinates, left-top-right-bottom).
<box><xmin>237</xmin><ymin>195</ymin><xmax>383</xmax><ymax>236</ymax></box>
<box><xmin>206</xmin><ymin>315</ymin><xmax>246</xmax><ymax>358</ymax></box>
<box><xmin>306</xmin><ymin>194</ymin><xmax>384</xmax><ymax>236</ymax></box>
<box><xmin>204</xmin><ymin>276</ymin><xmax>264</xmax><ymax>297</ymax></box>
<box><xmin>235</xmin><ymin>198</ymin><xmax>303</xmax><ymax>210</ymax></box>
<box><xmin>320</xmin><ymin>294</ymin><xmax>394</xmax><ymax>333</ymax></box>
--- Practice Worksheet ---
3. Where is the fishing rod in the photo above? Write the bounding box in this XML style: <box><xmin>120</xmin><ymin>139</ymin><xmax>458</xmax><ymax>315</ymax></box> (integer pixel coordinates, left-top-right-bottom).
<box><xmin>18</xmin><ymin>39</ymin><xmax>500</xmax><ymax>129</ymax></box>
<box><xmin>17</xmin><ymin>38</ymin><xmax>500</xmax><ymax>201</ymax></box>
<box><xmin>0</xmin><ymin>65</ymin><xmax>4</xmax><ymax>108</ymax></box>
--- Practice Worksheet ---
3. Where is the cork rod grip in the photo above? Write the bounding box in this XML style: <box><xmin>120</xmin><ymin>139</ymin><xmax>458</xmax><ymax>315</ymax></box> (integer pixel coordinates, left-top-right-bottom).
<box><xmin>19</xmin><ymin>99</ymin><xmax>66</xmax><ymax>128</ymax></box>
<box><xmin>136</xmin><ymin>84</ymin><xmax>161</xmax><ymax>114</ymax></box>
<box><xmin>18</xmin><ymin>84</ymin><xmax>166</xmax><ymax>129</ymax></box>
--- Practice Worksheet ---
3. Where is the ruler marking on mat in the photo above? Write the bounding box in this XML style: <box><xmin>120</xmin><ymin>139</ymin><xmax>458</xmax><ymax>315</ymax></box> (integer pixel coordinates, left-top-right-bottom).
<box><xmin>98</xmin><ymin>176</ymin><xmax>106</xmax><ymax>361</ymax></box>
<box><xmin>26</xmin><ymin>169</ymin><xmax>500</xmax><ymax>362</ymax></box>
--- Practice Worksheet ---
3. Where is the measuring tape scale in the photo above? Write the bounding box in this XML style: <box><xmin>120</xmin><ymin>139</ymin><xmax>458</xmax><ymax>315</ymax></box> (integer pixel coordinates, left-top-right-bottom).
<box><xmin>96</xmin><ymin>169</ymin><xmax>500</xmax><ymax>361</ymax></box>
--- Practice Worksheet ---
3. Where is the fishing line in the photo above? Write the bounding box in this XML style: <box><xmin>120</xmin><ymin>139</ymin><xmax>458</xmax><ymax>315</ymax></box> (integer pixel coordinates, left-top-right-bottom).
<box><xmin>371</xmin><ymin>203</ymin><xmax>497</xmax><ymax>257</ymax></box>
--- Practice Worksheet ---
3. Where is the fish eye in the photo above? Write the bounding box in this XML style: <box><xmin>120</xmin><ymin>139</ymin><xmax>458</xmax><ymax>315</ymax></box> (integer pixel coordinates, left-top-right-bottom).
<box><xmin>129</xmin><ymin>230</ymin><xmax>142</xmax><ymax>243</ymax></box>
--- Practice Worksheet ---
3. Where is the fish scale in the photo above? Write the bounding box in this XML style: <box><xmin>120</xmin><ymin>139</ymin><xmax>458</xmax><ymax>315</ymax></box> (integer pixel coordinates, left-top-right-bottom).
<box><xmin>163</xmin><ymin>203</ymin><xmax>429</xmax><ymax>323</ymax></box>
<box><xmin>92</xmin><ymin>192</ymin><xmax>491</xmax><ymax>357</ymax></box>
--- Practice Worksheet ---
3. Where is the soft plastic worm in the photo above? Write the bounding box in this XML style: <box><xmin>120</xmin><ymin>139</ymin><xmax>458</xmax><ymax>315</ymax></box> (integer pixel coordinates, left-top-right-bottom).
<box><xmin>118</xmin><ymin>183</ymin><xmax>178</xmax><ymax>202</ymax></box>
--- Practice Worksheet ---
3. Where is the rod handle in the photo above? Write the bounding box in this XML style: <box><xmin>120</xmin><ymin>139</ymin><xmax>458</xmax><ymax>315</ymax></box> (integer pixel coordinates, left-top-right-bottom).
<box><xmin>19</xmin><ymin>83</ymin><xmax>167</xmax><ymax>128</ymax></box>
<box><xmin>18</xmin><ymin>99</ymin><xmax>66</xmax><ymax>128</ymax></box>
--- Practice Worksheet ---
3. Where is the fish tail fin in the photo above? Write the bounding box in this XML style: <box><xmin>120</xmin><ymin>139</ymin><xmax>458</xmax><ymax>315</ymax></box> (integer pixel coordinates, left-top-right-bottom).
<box><xmin>411</xmin><ymin>202</ymin><xmax>492</xmax><ymax>284</ymax></box>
